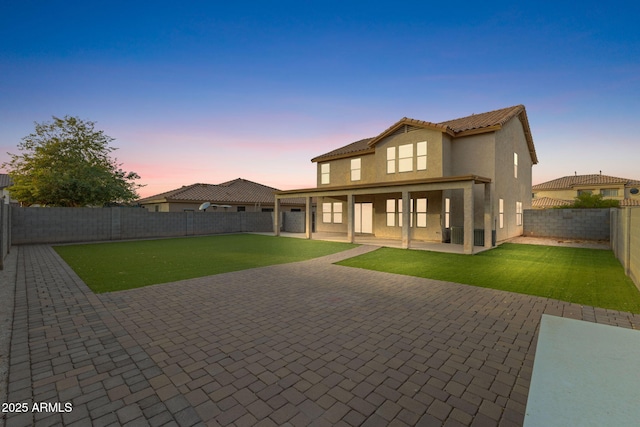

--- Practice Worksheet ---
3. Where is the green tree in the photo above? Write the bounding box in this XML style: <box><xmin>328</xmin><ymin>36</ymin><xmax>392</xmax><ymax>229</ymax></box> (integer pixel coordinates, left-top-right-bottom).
<box><xmin>2</xmin><ymin>116</ymin><xmax>142</xmax><ymax>207</ymax></box>
<box><xmin>562</xmin><ymin>192</ymin><xmax>620</xmax><ymax>209</ymax></box>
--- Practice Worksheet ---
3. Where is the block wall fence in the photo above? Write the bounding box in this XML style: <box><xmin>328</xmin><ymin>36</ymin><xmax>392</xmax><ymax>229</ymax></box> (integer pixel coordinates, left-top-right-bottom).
<box><xmin>3</xmin><ymin>206</ymin><xmax>639</xmax><ymax>290</ymax></box>
<box><xmin>0</xmin><ymin>203</ymin><xmax>9</xmax><ymax>269</ymax></box>
<box><xmin>10</xmin><ymin>207</ymin><xmax>306</xmax><ymax>246</ymax></box>
<box><xmin>523</xmin><ymin>208</ymin><xmax>611</xmax><ymax>241</ymax></box>
<box><xmin>611</xmin><ymin>207</ymin><xmax>640</xmax><ymax>290</ymax></box>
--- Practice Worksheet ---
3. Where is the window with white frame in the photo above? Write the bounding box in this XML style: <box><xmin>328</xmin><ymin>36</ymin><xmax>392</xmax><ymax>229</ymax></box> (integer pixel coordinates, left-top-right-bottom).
<box><xmin>514</xmin><ymin>153</ymin><xmax>518</xmax><ymax>179</ymax></box>
<box><xmin>398</xmin><ymin>144</ymin><xmax>413</xmax><ymax>172</ymax></box>
<box><xmin>444</xmin><ymin>198</ymin><xmax>450</xmax><ymax>229</ymax></box>
<box><xmin>333</xmin><ymin>202</ymin><xmax>343</xmax><ymax>223</ymax></box>
<box><xmin>322</xmin><ymin>202</ymin><xmax>332</xmax><ymax>223</ymax></box>
<box><xmin>322</xmin><ymin>202</ymin><xmax>343</xmax><ymax>223</ymax></box>
<box><xmin>386</xmin><ymin>199</ymin><xmax>395</xmax><ymax>226</ymax></box>
<box><xmin>601</xmin><ymin>188</ymin><xmax>619</xmax><ymax>197</ymax></box>
<box><xmin>415</xmin><ymin>198</ymin><xmax>427</xmax><ymax>227</ymax></box>
<box><xmin>350</xmin><ymin>158</ymin><xmax>361</xmax><ymax>181</ymax></box>
<box><xmin>516</xmin><ymin>201</ymin><xmax>523</xmax><ymax>226</ymax></box>
<box><xmin>321</xmin><ymin>163</ymin><xmax>330</xmax><ymax>184</ymax></box>
<box><xmin>417</xmin><ymin>141</ymin><xmax>427</xmax><ymax>170</ymax></box>
<box><xmin>499</xmin><ymin>199</ymin><xmax>504</xmax><ymax>229</ymax></box>
<box><xmin>386</xmin><ymin>147</ymin><xmax>396</xmax><ymax>173</ymax></box>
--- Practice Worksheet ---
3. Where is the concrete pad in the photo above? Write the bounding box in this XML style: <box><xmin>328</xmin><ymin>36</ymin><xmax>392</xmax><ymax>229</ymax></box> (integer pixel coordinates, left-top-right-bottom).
<box><xmin>525</xmin><ymin>314</ymin><xmax>640</xmax><ymax>427</ymax></box>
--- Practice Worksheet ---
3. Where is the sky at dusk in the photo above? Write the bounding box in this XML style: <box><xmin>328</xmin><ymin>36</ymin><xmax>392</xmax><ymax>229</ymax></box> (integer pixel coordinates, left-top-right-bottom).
<box><xmin>1</xmin><ymin>1</ymin><xmax>638</xmax><ymax>198</ymax></box>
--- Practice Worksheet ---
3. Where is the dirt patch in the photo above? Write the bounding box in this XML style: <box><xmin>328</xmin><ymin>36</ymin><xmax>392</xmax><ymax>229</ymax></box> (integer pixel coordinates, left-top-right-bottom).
<box><xmin>508</xmin><ymin>236</ymin><xmax>610</xmax><ymax>250</ymax></box>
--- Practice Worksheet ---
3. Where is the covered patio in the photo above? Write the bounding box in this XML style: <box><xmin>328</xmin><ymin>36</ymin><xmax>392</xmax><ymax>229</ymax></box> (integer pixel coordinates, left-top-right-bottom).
<box><xmin>274</xmin><ymin>175</ymin><xmax>494</xmax><ymax>254</ymax></box>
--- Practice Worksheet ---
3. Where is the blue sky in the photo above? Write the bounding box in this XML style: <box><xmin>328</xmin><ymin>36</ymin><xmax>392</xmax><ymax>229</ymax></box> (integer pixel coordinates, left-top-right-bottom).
<box><xmin>1</xmin><ymin>1</ymin><xmax>638</xmax><ymax>197</ymax></box>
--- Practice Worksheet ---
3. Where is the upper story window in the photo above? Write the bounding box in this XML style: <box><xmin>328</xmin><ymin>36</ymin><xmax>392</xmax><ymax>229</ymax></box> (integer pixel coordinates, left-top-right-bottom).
<box><xmin>601</xmin><ymin>188</ymin><xmax>619</xmax><ymax>197</ymax></box>
<box><xmin>417</xmin><ymin>141</ymin><xmax>427</xmax><ymax>170</ymax></box>
<box><xmin>321</xmin><ymin>163</ymin><xmax>330</xmax><ymax>184</ymax></box>
<box><xmin>514</xmin><ymin>153</ymin><xmax>518</xmax><ymax>178</ymax></box>
<box><xmin>578</xmin><ymin>190</ymin><xmax>593</xmax><ymax>196</ymax></box>
<box><xmin>351</xmin><ymin>158</ymin><xmax>361</xmax><ymax>181</ymax></box>
<box><xmin>386</xmin><ymin>147</ymin><xmax>396</xmax><ymax>173</ymax></box>
<box><xmin>398</xmin><ymin>144</ymin><xmax>413</xmax><ymax>172</ymax></box>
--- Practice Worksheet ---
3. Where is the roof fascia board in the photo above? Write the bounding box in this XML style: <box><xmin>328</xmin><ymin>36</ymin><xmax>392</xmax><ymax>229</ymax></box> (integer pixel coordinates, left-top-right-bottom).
<box><xmin>517</xmin><ymin>110</ymin><xmax>538</xmax><ymax>165</ymax></box>
<box><xmin>453</xmin><ymin>124</ymin><xmax>502</xmax><ymax>138</ymax></box>
<box><xmin>275</xmin><ymin>175</ymin><xmax>491</xmax><ymax>198</ymax></box>
<box><xmin>311</xmin><ymin>148</ymin><xmax>375</xmax><ymax>163</ymax></box>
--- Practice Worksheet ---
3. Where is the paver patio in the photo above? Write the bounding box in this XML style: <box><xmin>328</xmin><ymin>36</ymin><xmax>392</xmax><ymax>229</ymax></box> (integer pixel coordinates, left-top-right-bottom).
<box><xmin>3</xmin><ymin>244</ymin><xmax>640</xmax><ymax>427</ymax></box>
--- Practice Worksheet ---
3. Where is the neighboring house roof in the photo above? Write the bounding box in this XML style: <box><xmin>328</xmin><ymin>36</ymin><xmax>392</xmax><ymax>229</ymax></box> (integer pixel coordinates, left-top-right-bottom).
<box><xmin>533</xmin><ymin>174</ymin><xmax>640</xmax><ymax>190</ymax></box>
<box><xmin>138</xmin><ymin>178</ymin><xmax>305</xmax><ymax>205</ymax></box>
<box><xmin>621</xmin><ymin>199</ymin><xmax>640</xmax><ymax>206</ymax></box>
<box><xmin>532</xmin><ymin>197</ymin><xmax>572</xmax><ymax>209</ymax></box>
<box><xmin>532</xmin><ymin>196</ymin><xmax>640</xmax><ymax>208</ymax></box>
<box><xmin>0</xmin><ymin>174</ymin><xmax>13</xmax><ymax>189</ymax></box>
<box><xmin>312</xmin><ymin>105</ymin><xmax>537</xmax><ymax>164</ymax></box>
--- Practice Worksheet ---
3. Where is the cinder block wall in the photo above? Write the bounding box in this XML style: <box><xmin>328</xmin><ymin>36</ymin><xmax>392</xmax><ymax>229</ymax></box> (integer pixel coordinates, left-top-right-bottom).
<box><xmin>523</xmin><ymin>208</ymin><xmax>610</xmax><ymax>240</ymax></box>
<box><xmin>0</xmin><ymin>204</ymin><xmax>10</xmax><ymax>269</ymax></box>
<box><xmin>11</xmin><ymin>208</ymin><xmax>285</xmax><ymax>245</ymax></box>
<box><xmin>283</xmin><ymin>211</ymin><xmax>305</xmax><ymax>233</ymax></box>
<box><xmin>612</xmin><ymin>207</ymin><xmax>640</xmax><ymax>290</ymax></box>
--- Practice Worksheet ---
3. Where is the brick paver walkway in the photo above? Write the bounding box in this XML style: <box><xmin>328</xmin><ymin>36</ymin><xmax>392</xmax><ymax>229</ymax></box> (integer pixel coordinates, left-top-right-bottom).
<box><xmin>4</xmin><ymin>244</ymin><xmax>640</xmax><ymax>426</ymax></box>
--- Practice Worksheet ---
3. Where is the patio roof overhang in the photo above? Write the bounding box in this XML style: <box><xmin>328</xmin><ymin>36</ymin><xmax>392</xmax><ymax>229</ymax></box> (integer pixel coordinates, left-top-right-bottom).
<box><xmin>274</xmin><ymin>175</ymin><xmax>492</xmax><ymax>199</ymax></box>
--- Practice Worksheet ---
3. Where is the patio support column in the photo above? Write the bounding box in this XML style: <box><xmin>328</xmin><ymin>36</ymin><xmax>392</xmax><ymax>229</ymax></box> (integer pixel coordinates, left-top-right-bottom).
<box><xmin>305</xmin><ymin>196</ymin><xmax>312</xmax><ymax>239</ymax></box>
<box><xmin>463</xmin><ymin>183</ymin><xmax>474</xmax><ymax>254</ymax></box>
<box><xmin>484</xmin><ymin>183</ymin><xmax>492</xmax><ymax>248</ymax></box>
<box><xmin>347</xmin><ymin>193</ymin><xmax>355</xmax><ymax>243</ymax></box>
<box><xmin>401</xmin><ymin>190</ymin><xmax>411</xmax><ymax>249</ymax></box>
<box><xmin>274</xmin><ymin>197</ymin><xmax>281</xmax><ymax>236</ymax></box>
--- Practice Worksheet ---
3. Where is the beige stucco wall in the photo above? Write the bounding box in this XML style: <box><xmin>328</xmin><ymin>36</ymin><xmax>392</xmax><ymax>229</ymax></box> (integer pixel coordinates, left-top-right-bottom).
<box><xmin>316</xmin><ymin>128</ymin><xmax>446</xmax><ymax>187</ymax></box>
<box><xmin>448</xmin><ymin>132</ymin><xmax>495</xmax><ymax>232</ymax></box>
<box><xmin>533</xmin><ymin>189</ymin><xmax>578</xmax><ymax>200</ymax></box>
<box><xmin>493</xmin><ymin>117</ymin><xmax>533</xmax><ymax>242</ymax></box>
<box><xmin>315</xmin><ymin>196</ymin><xmax>348</xmax><ymax>233</ymax></box>
<box><xmin>447</xmin><ymin>117</ymin><xmax>533</xmax><ymax>242</ymax></box>
<box><xmin>373</xmin><ymin>129</ymin><xmax>445</xmax><ymax>182</ymax></box>
<box><xmin>625</xmin><ymin>187</ymin><xmax>640</xmax><ymax>201</ymax></box>
<box><xmin>316</xmin><ymin>192</ymin><xmax>445</xmax><ymax>242</ymax></box>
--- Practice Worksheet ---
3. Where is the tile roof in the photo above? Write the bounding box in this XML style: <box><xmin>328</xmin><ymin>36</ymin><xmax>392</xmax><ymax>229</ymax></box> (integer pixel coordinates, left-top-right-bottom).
<box><xmin>532</xmin><ymin>196</ymin><xmax>640</xmax><ymax>208</ymax></box>
<box><xmin>0</xmin><ymin>174</ymin><xmax>13</xmax><ymax>188</ymax></box>
<box><xmin>533</xmin><ymin>174</ymin><xmax>640</xmax><ymax>190</ymax></box>
<box><xmin>620</xmin><ymin>199</ymin><xmax>640</xmax><ymax>207</ymax></box>
<box><xmin>437</xmin><ymin>105</ymin><xmax>526</xmax><ymax>133</ymax></box>
<box><xmin>138</xmin><ymin>178</ymin><xmax>304</xmax><ymax>205</ymax></box>
<box><xmin>312</xmin><ymin>105</ymin><xmax>537</xmax><ymax>163</ymax></box>
<box><xmin>310</xmin><ymin>138</ymin><xmax>374</xmax><ymax>163</ymax></box>
<box><xmin>532</xmin><ymin>197</ymin><xmax>572</xmax><ymax>209</ymax></box>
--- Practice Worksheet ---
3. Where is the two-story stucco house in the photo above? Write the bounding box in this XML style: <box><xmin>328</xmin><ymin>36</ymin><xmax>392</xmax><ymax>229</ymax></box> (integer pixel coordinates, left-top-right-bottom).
<box><xmin>274</xmin><ymin>105</ymin><xmax>538</xmax><ymax>254</ymax></box>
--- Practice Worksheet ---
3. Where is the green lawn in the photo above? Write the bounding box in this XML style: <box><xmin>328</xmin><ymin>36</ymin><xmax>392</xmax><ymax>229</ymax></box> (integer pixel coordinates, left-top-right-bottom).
<box><xmin>336</xmin><ymin>243</ymin><xmax>640</xmax><ymax>313</ymax></box>
<box><xmin>54</xmin><ymin>234</ymin><xmax>357</xmax><ymax>293</ymax></box>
